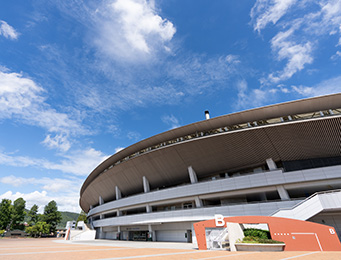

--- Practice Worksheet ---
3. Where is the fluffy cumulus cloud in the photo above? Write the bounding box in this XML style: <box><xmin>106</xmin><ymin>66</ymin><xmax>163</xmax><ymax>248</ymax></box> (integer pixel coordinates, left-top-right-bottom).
<box><xmin>0</xmin><ymin>175</ymin><xmax>80</xmax><ymax>192</ymax></box>
<box><xmin>0</xmin><ymin>190</ymin><xmax>81</xmax><ymax>213</ymax></box>
<box><xmin>0</xmin><ymin>20</ymin><xmax>19</xmax><ymax>40</ymax></box>
<box><xmin>0</xmin><ymin>148</ymin><xmax>109</xmax><ymax>176</ymax></box>
<box><xmin>0</xmin><ymin>69</ymin><xmax>87</xmax><ymax>151</ymax></box>
<box><xmin>93</xmin><ymin>0</ymin><xmax>176</xmax><ymax>62</ymax></box>
<box><xmin>251</xmin><ymin>0</ymin><xmax>341</xmax><ymax>84</ymax></box>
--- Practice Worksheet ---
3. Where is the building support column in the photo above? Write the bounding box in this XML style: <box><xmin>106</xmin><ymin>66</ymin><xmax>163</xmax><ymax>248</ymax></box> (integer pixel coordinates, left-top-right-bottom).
<box><xmin>194</xmin><ymin>196</ymin><xmax>203</xmax><ymax>208</ymax></box>
<box><xmin>277</xmin><ymin>185</ymin><xmax>290</xmax><ymax>200</ymax></box>
<box><xmin>146</xmin><ymin>204</ymin><xmax>152</xmax><ymax>213</ymax></box>
<box><xmin>99</xmin><ymin>196</ymin><xmax>104</xmax><ymax>205</ymax></box>
<box><xmin>266</xmin><ymin>158</ymin><xmax>277</xmax><ymax>171</ymax></box>
<box><xmin>115</xmin><ymin>186</ymin><xmax>122</xmax><ymax>200</ymax></box>
<box><xmin>117</xmin><ymin>210</ymin><xmax>122</xmax><ymax>217</ymax></box>
<box><xmin>117</xmin><ymin>226</ymin><xmax>121</xmax><ymax>240</ymax></box>
<box><xmin>148</xmin><ymin>224</ymin><xmax>156</xmax><ymax>242</ymax></box>
<box><xmin>143</xmin><ymin>176</ymin><xmax>150</xmax><ymax>193</ymax></box>
<box><xmin>188</xmin><ymin>166</ymin><xmax>198</xmax><ymax>184</ymax></box>
<box><xmin>99</xmin><ymin>214</ymin><xmax>104</xmax><ymax>239</ymax></box>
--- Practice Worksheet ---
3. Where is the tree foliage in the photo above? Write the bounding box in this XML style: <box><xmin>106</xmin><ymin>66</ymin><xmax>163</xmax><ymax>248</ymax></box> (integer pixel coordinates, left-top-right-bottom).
<box><xmin>11</xmin><ymin>198</ymin><xmax>26</xmax><ymax>230</ymax></box>
<box><xmin>42</xmin><ymin>200</ymin><xmax>61</xmax><ymax>234</ymax></box>
<box><xmin>0</xmin><ymin>199</ymin><xmax>12</xmax><ymax>230</ymax></box>
<box><xmin>27</xmin><ymin>204</ymin><xmax>39</xmax><ymax>226</ymax></box>
<box><xmin>76</xmin><ymin>210</ymin><xmax>87</xmax><ymax>224</ymax></box>
<box><xmin>26</xmin><ymin>221</ymin><xmax>50</xmax><ymax>238</ymax></box>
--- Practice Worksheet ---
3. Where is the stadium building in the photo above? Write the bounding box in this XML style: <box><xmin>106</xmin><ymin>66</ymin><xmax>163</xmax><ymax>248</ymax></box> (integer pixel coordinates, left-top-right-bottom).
<box><xmin>80</xmin><ymin>93</ymin><xmax>341</xmax><ymax>243</ymax></box>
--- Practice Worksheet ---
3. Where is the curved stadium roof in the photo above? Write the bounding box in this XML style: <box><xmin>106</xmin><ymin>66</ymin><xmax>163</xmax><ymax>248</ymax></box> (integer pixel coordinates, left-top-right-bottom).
<box><xmin>80</xmin><ymin>93</ymin><xmax>341</xmax><ymax>212</ymax></box>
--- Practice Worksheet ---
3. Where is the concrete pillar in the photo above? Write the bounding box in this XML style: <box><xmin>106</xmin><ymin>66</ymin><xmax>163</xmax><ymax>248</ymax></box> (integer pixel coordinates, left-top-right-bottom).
<box><xmin>148</xmin><ymin>224</ymin><xmax>156</xmax><ymax>242</ymax></box>
<box><xmin>277</xmin><ymin>185</ymin><xmax>290</xmax><ymax>200</ymax></box>
<box><xmin>228</xmin><ymin>223</ymin><xmax>244</xmax><ymax>252</ymax></box>
<box><xmin>188</xmin><ymin>166</ymin><xmax>198</xmax><ymax>184</ymax></box>
<box><xmin>99</xmin><ymin>227</ymin><xmax>104</xmax><ymax>239</ymax></box>
<box><xmin>117</xmin><ymin>226</ymin><xmax>121</xmax><ymax>240</ymax></box>
<box><xmin>266</xmin><ymin>158</ymin><xmax>277</xmax><ymax>171</ymax></box>
<box><xmin>146</xmin><ymin>204</ymin><xmax>152</xmax><ymax>213</ymax></box>
<box><xmin>143</xmin><ymin>176</ymin><xmax>150</xmax><ymax>193</ymax></box>
<box><xmin>99</xmin><ymin>196</ymin><xmax>104</xmax><ymax>205</ymax></box>
<box><xmin>115</xmin><ymin>186</ymin><xmax>122</xmax><ymax>200</ymax></box>
<box><xmin>117</xmin><ymin>210</ymin><xmax>122</xmax><ymax>217</ymax></box>
<box><xmin>194</xmin><ymin>196</ymin><xmax>203</xmax><ymax>208</ymax></box>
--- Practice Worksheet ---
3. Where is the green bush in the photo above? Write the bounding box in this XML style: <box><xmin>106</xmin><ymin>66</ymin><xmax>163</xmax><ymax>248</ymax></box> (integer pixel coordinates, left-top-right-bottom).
<box><xmin>243</xmin><ymin>228</ymin><xmax>270</xmax><ymax>239</ymax></box>
<box><xmin>0</xmin><ymin>230</ymin><xmax>5</xmax><ymax>237</ymax></box>
<box><xmin>238</xmin><ymin>236</ymin><xmax>284</xmax><ymax>244</ymax></box>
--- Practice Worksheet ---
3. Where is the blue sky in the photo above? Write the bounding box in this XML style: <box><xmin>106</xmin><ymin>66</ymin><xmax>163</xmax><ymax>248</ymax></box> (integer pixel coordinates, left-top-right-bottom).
<box><xmin>0</xmin><ymin>0</ymin><xmax>341</xmax><ymax>213</ymax></box>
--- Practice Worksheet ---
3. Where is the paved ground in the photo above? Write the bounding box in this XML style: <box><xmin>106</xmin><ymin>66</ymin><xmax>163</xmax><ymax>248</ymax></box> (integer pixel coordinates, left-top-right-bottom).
<box><xmin>1</xmin><ymin>238</ymin><xmax>341</xmax><ymax>260</ymax></box>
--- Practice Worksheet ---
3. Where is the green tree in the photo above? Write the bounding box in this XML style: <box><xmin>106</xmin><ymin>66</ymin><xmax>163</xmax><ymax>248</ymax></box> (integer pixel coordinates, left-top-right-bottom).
<box><xmin>76</xmin><ymin>210</ymin><xmax>87</xmax><ymax>225</ymax></box>
<box><xmin>11</xmin><ymin>198</ymin><xmax>26</xmax><ymax>230</ymax></box>
<box><xmin>26</xmin><ymin>221</ymin><xmax>50</xmax><ymax>238</ymax></box>
<box><xmin>0</xmin><ymin>199</ymin><xmax>12</xmax><ymax>230</ymax></box>
<box><xmin>27</xmin><ymin>204</ymin><xmax>39</xmax><ymax>226</ymax></box>
<box><xmin>42</xmin><ymin>200</ymin><xmax>61</xmax><ymax>234</ymax></box>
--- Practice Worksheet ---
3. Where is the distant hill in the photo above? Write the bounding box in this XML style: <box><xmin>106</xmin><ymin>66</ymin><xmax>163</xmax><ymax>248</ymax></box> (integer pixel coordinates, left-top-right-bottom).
<box><xmin>23</xmin><ymin>209</ymin><xmax>80</xmax><ymax>229</ymax></box>
<box><xmin>58</xmin><ymin>211</ymin><xmax>80</xmax><ymax>229</ymax></box>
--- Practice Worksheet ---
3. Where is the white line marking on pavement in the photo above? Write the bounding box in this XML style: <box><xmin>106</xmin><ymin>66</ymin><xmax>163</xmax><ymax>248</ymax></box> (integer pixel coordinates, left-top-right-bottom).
<box><xmin>94</xmin><ymin>250</ymin><xmax>204</xmax><ymax>260</ymax></box>
<box><xmin>0</xmin><ymin>246</ymin><xmax>89</xmax><ymax>250</ymax></box>
<box><xmin>280</xmin><ymin>252</ymin><xmax>319</xmax><ymax>260</ymax></box>
<box><xmin>0</xmin><ymin>247</ymin><xmax>136</xmax><ymax>256</ymax></box>
<box><xmin>190</xmin><ymin>251</ymin><xmax>259</xmax><ymax>260</ymax></box>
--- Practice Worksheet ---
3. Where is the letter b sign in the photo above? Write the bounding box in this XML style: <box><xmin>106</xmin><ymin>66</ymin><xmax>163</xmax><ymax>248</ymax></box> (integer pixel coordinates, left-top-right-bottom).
<box><xmin>215</xmin><ymin>214</ymin><xmax>225</xmax><ymax>227</ymax></box>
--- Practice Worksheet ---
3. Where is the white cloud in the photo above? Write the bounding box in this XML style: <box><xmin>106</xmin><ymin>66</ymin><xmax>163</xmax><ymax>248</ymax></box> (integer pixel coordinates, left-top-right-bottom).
<box><xmin>251</xmin><ymin>0</ymin><xmax>341</xmax><ymax>84</ymax></box>
<box><xmin>0</xmin><ymin>190</ymin><xmax>81</xmax><ymax>213</ymax></box>
<box><xmin>167</xmin><ymin>54</ymin><xmax>241</xmax><ymax>94</ymax></box>
<box><xmin>236</xmin><ymin>79</ymin><xmax>277</xmax><ymax>109</ymax></box>
<box><xmin>0</xmin><ymin>69</ymin><xmax>87</xmax><ymax>151</ymax></box>
<box><xmin>291</xmin><ymin>75</ymin><xmax>341</xmax><ymax>97</ymax></box>
<box><xmin>0</xmin><ymin>20</ymin><xmax>19</xmax><ymax>40</ymax></box>
<box><xmin>93</xmin><ymin>0</ymin><xmax>176</xmax><ymax>62</ymax></box>
<box><xmin>162</xmin><ymin>114</ymin><xmax>180</xmax><ymax>129</ymax></box>
<box><xmin>127</xmin><ymin>131</ymin><xmax>141</xmax><ymax>141</ymax></box>
<box><xmin>42</xmin><ymin>134</ymin><xmax>71</xmax><ymax>152</ymax></box>
<box><xmin>331</xmin><ymin>50</ymin><xmax>341</xmax><ymax>60</ymax></box>
<box><xmin>0</xmin><ymin>175</ymin><xmax>80</xmax><ymax>193</ymax></box>
<box><xmin>225</xmin><ymin>54</ymin><xmax>241</xmax><ymax>65</ymax></box>
<box><xmin>114</xmin><ymin>147</ymin><xmax>124</xmax><ymax>153</ymax></box>
<box><xmin>0</xmin><ymin>148</ymin><xmax>109</xmax><ymax>176</ymax></box>
<box><xmin>250</xmin><ymin>0</ymin><xmax>297</xmax><ymax>32</ymax></box>
<box><xmin>268</xmin><ymin>28</ymin><xmax>313</xmax><ymax>83</ymax></box>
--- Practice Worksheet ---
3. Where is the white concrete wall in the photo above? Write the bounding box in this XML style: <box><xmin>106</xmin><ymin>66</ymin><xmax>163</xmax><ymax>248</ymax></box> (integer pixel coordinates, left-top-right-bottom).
<box><xmin>273</xmin><ymin>190</ymin><xmax>341</xmax><ymax>220</ymax></box>
<box><xmin>93</xmin><ymin>200</ymin><xmax>299</xmax><ymax>228</ymax></box>
<box><xmin>89</xmin><ymin>165</ymin><xmax>341</xmax><ymax>218</ymax></box>
<box><xmin>70</xmin><ymin>230</ymin><xmax>96</xmax><ymax>240</ymax></box>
